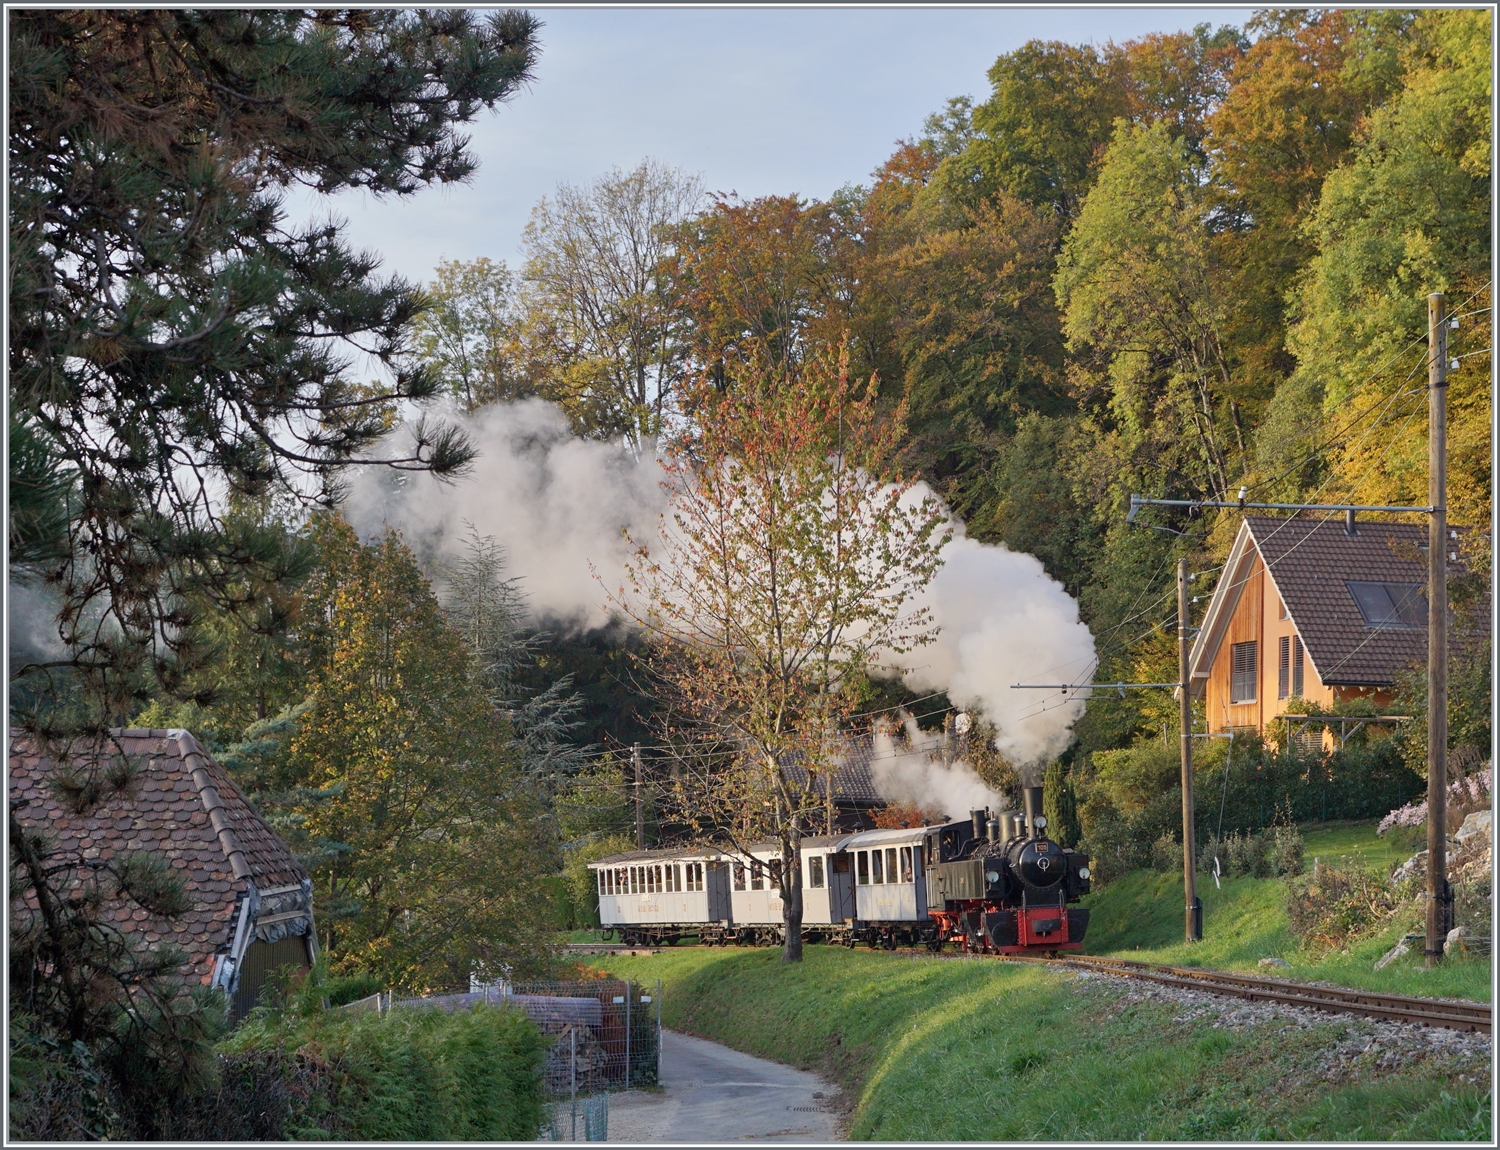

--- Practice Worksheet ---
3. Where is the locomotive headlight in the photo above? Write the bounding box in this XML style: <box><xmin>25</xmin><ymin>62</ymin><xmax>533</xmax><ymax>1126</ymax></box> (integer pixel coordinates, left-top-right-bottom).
<box><xmin>985</xmin><ymin>870</ymin><xmax>1000</xmax><ymax>883</ymax></box>
<box><xmin>1034</xmin><ymin>815</ymin><xmax>1047</xmax><ymax>829</ymax></box>
<box><xmin>1078</xmin><ymin>866</ymin><xmax>1091</xmax><ymax>880</ymax></box>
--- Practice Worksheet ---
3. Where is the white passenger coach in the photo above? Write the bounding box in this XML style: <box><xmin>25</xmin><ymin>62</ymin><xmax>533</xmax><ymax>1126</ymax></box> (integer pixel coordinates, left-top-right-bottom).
<box><xmin>590</xmin><ymin>824</ymin><xmax>938</xmax><ymax>948</ymax></box>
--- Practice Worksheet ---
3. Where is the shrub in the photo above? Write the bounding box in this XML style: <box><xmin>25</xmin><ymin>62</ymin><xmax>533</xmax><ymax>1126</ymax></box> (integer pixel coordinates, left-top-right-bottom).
<box><xmin>1149</xmin><ymin>832</ymin><xmax>1182</xmax><ymax>873</ymax></box>
<box><xmin>1268</xmin><ymin>822</ymin><xmax>1304</xmax><ymax>878</ymax></box>
<box><xmin>1378</xmin><ymin>764</ymin><xmax>1491</xmax><ymax>835</ymax></box>
<box><xmin>1286</xmin><ymin>864</ymin><xmax>1409</xmax><ymax>955</ymax></box>
<box><xmin>1225</xmin><ymin>831</ymin><xmax>1270</xmax><ymax>878</ymax></box>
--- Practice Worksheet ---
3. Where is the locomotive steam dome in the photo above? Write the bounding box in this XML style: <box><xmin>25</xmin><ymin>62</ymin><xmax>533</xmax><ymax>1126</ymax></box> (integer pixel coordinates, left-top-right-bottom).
<box><xmin>1008</xmin><ymin>837</ymin><xmax>1064</xmax><ymax>890</ymax></box>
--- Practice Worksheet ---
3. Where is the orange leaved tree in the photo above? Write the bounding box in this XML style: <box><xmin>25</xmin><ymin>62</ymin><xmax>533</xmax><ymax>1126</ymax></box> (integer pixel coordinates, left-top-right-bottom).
<box><xmin>609</xmin><ymin>342</ymin><xmax>950</xmax><ymax>962</ymax></box>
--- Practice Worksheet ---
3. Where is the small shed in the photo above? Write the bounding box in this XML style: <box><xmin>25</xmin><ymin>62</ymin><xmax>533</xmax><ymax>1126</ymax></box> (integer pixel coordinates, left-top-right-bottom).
<box><xmin>9</xmin><ymin>727</ymin><xmax>317</xmax><ymax>1022</ymax></box>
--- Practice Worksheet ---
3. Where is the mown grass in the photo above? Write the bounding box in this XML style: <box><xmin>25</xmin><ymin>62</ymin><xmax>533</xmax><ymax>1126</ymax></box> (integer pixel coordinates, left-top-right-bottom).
<box><xmin>1300</xmin><ymin>820</ymin><xmax>1425</xmax><ymax>874</ymax></box>
<box><xmin>593</xmin><ymin>946</ymin><xmax>1490</xmax><ymax>1141</ymax></box>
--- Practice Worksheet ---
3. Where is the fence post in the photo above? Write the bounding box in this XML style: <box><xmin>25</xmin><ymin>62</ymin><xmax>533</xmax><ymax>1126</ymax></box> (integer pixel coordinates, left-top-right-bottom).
<box><xmin>570</xmin><ymin>1026</ymin><xmax>578</xmax><ymax>1141</ymax></box>
<box><xmin>624</xmin><ymin>981</ymin><xmax>631</xmax><ymax>1090</ymax></box>
<box><xmin>655</xmin><ymin>978</ymin><xmax>662</xmax><ymax>1085</ymax></box>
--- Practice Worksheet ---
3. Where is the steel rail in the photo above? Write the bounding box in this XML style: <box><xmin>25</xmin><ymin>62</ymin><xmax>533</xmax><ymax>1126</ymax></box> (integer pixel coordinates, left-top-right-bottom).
<box><xmin>1000</xmin><ymin>953</ymin><xmax>1490</xmax><ymax>1034</ymax></box>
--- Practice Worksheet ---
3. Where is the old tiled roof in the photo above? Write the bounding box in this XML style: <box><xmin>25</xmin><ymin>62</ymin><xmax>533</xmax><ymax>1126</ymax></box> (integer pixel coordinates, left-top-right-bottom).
<box><xmin>1248</xmin><ymin>517</ymin><xmax>1489</xmax><ymax>687</ymax></box>
<box><xmin>780</xmin><ymin>738</ymin><xmax>887</xmax><ymax>805</ymax></box>
<box><xmin>9</xmin><ymin>727</ymin><xmax>308</xmax><ymax>986</ymax></box>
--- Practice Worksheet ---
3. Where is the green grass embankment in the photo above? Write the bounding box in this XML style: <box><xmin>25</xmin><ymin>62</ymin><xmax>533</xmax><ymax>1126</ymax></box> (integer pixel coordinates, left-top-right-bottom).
<box><xmin>1081</xmin><ymin>821</ymin><xmax>1489</xmax><ymax>1002</ymax></box>
<box><xmin>588</xmin><ymin>820</ymin><xmax>1488</xmax><ymax>1140</ymax></box>
<box><xmin>594</xmin><ymin>945</ymin><xmax>1488</xmax><ymax>1141</ymax></box>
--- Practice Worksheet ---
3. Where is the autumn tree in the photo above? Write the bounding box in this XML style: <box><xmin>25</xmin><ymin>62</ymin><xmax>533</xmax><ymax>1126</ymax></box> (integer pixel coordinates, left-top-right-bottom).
<box><xmin>667</xmin><ymin>194</ymin><xmax>864</xmax><ymax>381</ymax></box>
<box><xmin>282</xmin><ymin>516</ymin><xmax>554</xmax><ymax>989</ymax></box>
<box><xmin>413</xmin><ymin>257</ymin><xmax>527</xmax><ymax>412</ymax></box>
<box><xmin>611</xmin><ymin>343</ymin><xmax>950</xmax><ymax>962</ymax></box>
<box><xmin>520</xmin><ymin>159</ymin><xmax>704</xmax><ymax>449</ymax></box>
<box><xmin>1055</xmin><ymin>119</ymin><xmax>1246</xmax><ymax>502</ymax></box>
<box><xmin>1283</xmin><ymin>8</ymin><xmax>1491</xmax><ymax>526</ymax></box>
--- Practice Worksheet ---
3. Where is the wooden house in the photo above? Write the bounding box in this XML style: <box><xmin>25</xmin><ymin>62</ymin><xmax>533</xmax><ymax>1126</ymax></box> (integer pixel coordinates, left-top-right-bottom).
<box><xmin>10</xmin><ymin>728</ymin><xmax>317</xmax><ymax>1023</ymax></box>
<box><xmin>1186</xmin><ymin>516</ymin><xmax>1483</xmax><ymax>747</ymax></box>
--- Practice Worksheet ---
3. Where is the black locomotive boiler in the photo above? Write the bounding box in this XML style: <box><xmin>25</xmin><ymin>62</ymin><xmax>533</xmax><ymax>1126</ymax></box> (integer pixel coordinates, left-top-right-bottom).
<box><xmin>923</xmin><ymin>784</ymin><xmax>1092</xmax><ymax>953</ymax></box>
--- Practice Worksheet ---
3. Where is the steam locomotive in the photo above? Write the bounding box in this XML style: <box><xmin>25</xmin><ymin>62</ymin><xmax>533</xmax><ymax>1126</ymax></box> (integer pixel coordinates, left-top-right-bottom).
<box><xmin>923</xmin><ymin>783</ymin><xmax>1092</xmax><ymax>954</ymax></box>
<box><xmin>590</xmin><ymin>782</ymin><xmax>1091</xmax><ymax>954</ymax></box>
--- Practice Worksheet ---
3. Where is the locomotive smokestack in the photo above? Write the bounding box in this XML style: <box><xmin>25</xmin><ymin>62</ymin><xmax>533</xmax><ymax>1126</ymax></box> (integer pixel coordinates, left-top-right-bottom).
<box><xmin>1022</xmin><ymin>786</ymin><xmax>1044</xmax><ymax>839</ymax></box>
<box><xmin>971</xmin><ymin>809</ymin><xmax>986</xmax><ymax>842</ymax></box>
<box><xmin>986</xmin><ymin>817</ymin><xmax>999</xmax><ymax>843</ymax></box>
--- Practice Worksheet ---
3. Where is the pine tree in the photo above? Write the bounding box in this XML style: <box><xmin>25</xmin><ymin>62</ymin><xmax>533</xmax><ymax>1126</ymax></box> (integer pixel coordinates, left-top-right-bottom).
<box><xmin>8</xmin><ymin>9</ymin><xmax>540</xmax><ymax>736</ymax></box>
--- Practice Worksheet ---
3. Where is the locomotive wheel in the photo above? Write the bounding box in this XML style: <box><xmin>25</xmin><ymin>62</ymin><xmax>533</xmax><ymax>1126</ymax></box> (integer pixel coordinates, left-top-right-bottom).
<box><xmin>925</xmin><ymin>938</ymin><xmax>945</xmax><ymax>953</ymax></box>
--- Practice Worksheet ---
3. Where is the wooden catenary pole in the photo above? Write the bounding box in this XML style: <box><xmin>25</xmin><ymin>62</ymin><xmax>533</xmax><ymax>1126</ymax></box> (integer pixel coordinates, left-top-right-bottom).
<box><xmin>1425</xmin><ymin>293</ymin><xmax>1450</xmax><ymax>966</ymax></box>
<box><xmin>1179</xmin><ymin>558</ymin><xmax>1201</xmax><ymax>942</ymax></box>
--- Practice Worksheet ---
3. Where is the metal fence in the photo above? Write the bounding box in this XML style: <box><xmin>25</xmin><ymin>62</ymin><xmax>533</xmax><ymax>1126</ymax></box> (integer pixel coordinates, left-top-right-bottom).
<box><xmin>341</xmin><ymin>977</ymin><xmax>662</xmax><ymax>1142</ymax></box>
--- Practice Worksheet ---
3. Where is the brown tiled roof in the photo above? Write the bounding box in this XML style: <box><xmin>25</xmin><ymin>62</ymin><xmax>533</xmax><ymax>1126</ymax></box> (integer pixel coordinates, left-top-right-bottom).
<box><xmin>9</xmin><ymin>728</ymin><xmax>307</xmax><ymax>986</ymax></box>
<box><xmin>1248</xmin><ymin>517</ymin><xmax>1489</xmax><ymax>687</ymax></box>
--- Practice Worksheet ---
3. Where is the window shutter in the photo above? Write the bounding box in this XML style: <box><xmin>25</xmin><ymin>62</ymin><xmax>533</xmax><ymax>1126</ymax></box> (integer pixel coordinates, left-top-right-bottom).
<box><xmin>1292</xmin><ymin>636</ymin><xmax>1304</xmax><ymax>697</ymax></box>
<box><xmin>1231</xmin><ymin>641</ymin><xmax>1258</xmax><ymax>703</ymax></box>
<box><xmin>1278</xmin><ymin>636</ymin><xmax>1290</xmax><ymax>699</ymax></box>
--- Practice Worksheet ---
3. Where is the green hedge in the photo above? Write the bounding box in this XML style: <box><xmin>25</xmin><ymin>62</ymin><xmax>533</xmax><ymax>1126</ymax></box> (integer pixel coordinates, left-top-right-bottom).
<box><xmin>212</xmin><ymin>1003</ymin><xmax>546</xmax><ymax>1141</ymax></box>
<box><xmin>1079</xmin><ymin>739</ymin><xmax>1423</xmax><ymax>884</ymax></box>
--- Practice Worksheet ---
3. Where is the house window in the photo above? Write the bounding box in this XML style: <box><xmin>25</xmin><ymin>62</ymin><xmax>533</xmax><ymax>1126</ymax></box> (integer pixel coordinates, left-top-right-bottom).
<box><xmin>1279</xmin><ymin>598</ymin><xmax>1289</xmax><ymax>620</ymax></box>
<box><xmin>1231</xmin><ymin>641</ymin><xmax>1258</xmax><ymax>703</ymax></box>
<box><xmin>1347</xmin><ymin>581</ymin><xmax>1426</xmax><ymax>629</ymax></box>
<box><xmin>900</xmin><ymin>846</ymin><xmax>914</xmax><ymax>883</ymax></box>
<box><xmin>750</xmin><ymin>861</ymin><xmax>764</xmax><ymax>890</ymax></box>
<box><xmin>871</xmin><ymin>849</ymin><xmax>884</xmax><ymax>884</ymax></box>
<box><xmin>808</xmin><ymin>856</ymin><xmax>825</xmax><ymax>888</ymax></box>
<box><xmin>856</xmin><ymin>850</ymin><xmax>869</xmax><ymax>885</ymax></box>
<box><xmin>733</xmin><ymin>863</ymin><xmax>746</xmax><ymax>891</ymax></box>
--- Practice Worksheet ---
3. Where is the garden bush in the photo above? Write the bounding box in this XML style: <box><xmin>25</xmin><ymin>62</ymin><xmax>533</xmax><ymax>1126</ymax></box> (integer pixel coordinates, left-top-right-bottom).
<box><xmin>219</xmin><ymin>1002</ymin><xmax>546</xmax><ymax>1140</ymax></box>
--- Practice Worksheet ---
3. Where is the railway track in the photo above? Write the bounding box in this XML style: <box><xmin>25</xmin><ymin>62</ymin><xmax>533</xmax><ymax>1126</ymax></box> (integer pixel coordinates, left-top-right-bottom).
<box><xmin>571</xmin><ymin>940</ymin><xmax>1490</xmax><ymax>1034</ymax></box>
<box><xmin>1001</xmin><ymin>952</ymin><xmax>1491</xmax><ymax>1035</ymax></box>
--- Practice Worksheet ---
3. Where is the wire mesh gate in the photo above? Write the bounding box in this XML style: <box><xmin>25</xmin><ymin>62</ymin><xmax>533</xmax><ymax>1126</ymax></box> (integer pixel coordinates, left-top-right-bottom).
<box><xmin>522</xmin><ymin>977</ymin><xmax>661</xmax><ymax>1143</ymax></box>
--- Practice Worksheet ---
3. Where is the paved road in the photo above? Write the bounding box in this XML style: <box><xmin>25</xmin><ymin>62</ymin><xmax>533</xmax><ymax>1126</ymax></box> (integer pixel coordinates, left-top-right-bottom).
<box><xmin>606</xmin><ymin>1029</ymin><xmax>843</xmax><ymax>1143</ymax></box>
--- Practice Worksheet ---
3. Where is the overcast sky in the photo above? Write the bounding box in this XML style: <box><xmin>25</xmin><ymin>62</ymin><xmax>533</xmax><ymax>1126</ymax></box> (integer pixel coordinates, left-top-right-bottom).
<box><xmin>289</xmin><ymin>5</ymin><xmax>1255</xmax><ymax>286</ymax></box>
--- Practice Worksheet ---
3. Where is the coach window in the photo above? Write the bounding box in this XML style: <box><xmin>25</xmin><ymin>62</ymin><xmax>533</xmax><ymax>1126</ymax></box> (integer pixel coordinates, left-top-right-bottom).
<box><xmin>871</xmin><ymin>849</ymin><xmax>884</xmax><ymax>884</ymax></box>
<box><xmin>886</xmin><ymin>848</ymin><xmax>899</xmax><ymax>884</ymax></box>
<box><xmin>750</xmin><ymin>861</ymin><xmax>764</xmax><ymax>890</ymax></box>
<box><xmin>808</xmin><ymin>856</ymin><xmax>825</xmax><ymax>888</ymax></box>
<box><xmin>769</xmin><ymin>860</ymin><xmax>782</xmax><ymax>889</ymax></box>
<box><xmin>900</xmin><ymin>846</ymin><xmax>914</xmax><ymax>883</ymax></box>
<box><xmin>617</xmin><ymin>868</ymin><xmax>627</xmax><ymax>893</ymax></box>
<box><xmin>733</xmin><ymin>863</ymin><xmax>746</xmax><ymax>891</ymax></box>
<box><xmin>856</xmin><ymin>850</ymin><xmax>869</xmax><ymax>885</ymax></box>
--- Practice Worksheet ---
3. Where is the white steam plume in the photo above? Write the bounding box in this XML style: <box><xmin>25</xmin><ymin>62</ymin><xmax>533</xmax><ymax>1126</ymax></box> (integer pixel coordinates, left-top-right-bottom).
<box><xmin>864</xmin><ymin>714</ymin><xmax>1005</xmax><ymax>820</ymax></box>
<box><xmin>344</xmin><ymin>399</ymin><xmax>664</xmax><ymax>629</ymax></box>
<box><xmin>346</xmin><ymin>403</ymin><xmax>1096</xmax><ymax>777</ymax></box>
<box><xmin>901</xmin><ymin>509</ymin><xmax>1097</xmax><ymax>778</ymax></box>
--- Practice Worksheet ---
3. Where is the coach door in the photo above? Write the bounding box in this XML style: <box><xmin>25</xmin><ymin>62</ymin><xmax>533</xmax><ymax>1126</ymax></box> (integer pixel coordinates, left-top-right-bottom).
<box><xmin>827</xmin><ymin>851</ymin><xmax>856</xmax><ymax>922</ymax></box>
